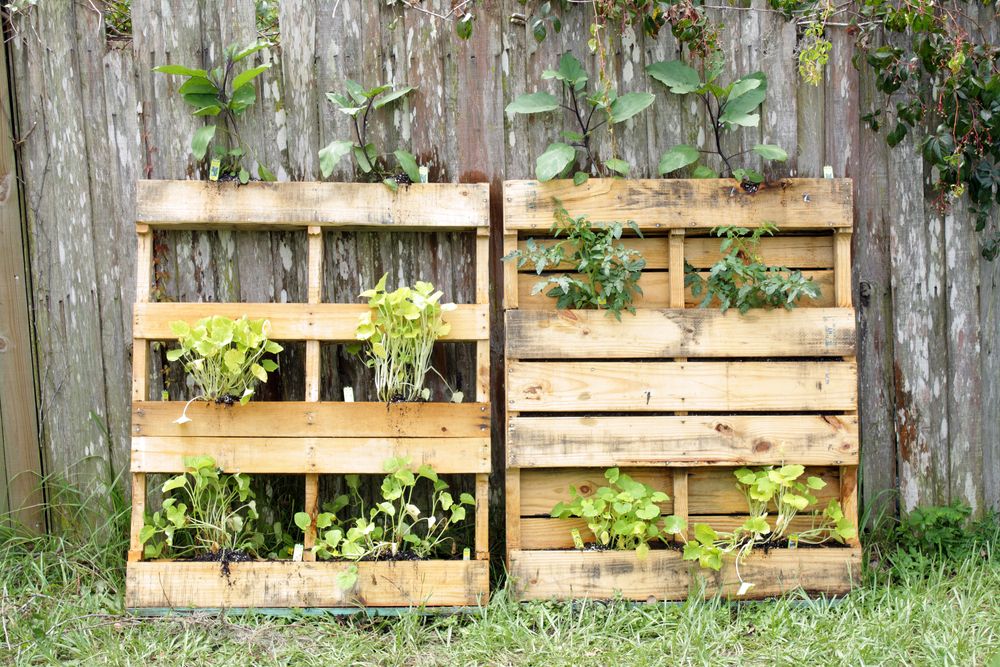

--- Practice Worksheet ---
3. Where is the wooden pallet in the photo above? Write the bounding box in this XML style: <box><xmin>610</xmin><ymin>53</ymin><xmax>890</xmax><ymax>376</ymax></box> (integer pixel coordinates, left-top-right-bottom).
<box><xmin>127</xmin><ymin>181</ymin><xmax>491</xmax><ymax>610</ymax></box>
<box><xmin>503</xmin><ymin>178</ymin><xmax>859</xmax><ymax>601</ymax></box>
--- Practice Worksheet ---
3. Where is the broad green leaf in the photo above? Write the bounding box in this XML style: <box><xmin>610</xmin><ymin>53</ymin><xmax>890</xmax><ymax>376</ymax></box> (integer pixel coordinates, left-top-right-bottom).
<box><xmin>646</xmin><ymin>60</ymin><xmax>701</xmax><ymax>94</ymax></box>
<box><xmin>232</xmin><ymin>64</ymin><xmax>271</xmax><ymax>91</ymax></box>
<box><xmin>719</xmin><ymin>88</ymin><xmax>766</xmax><ymax>126</ymax></box>
<box><xmin>605</xmin><ymin>158</ymin><xmax>630</xmax><ymax>175</ymax></box>
<box><xmin>728</xmin><ymin>76</ymin><xmax>762</xmax><ymax>102</ymax></box>
<box><xmin>373</xmin><ymin>86</ymin><xmax>415</xmax><ymax>109</ymax></box>
<box><xmin>658</xmin><ymin>144</ymin><xmax>700</xmax><ymax>175</ymax></box>
<box><xmin>154</xmin><ymin>64</ymin><xmax>208</xmax><ymax>78</ymax></box>
<box><xmin>165</xmin><ymin>348</ymin><xmax>184</xmax><ymax>362</ymax></box>
<box><xmin>193</xmin><ymin>105</ymin><xmax>221</xmax><ymax>117</ymax></box>
<box><xmin>345</xmin><ymin>79</ymin><xmax>367</xmax><ymax>104</ymax></box>
<box><xmin>319</xmin><ymin>140</ymin><xmax>354</xmax><ymax>178</ymax></box>
<box><xmin>609</xmin><ymin>92</ymin><xmax>655</xmax><ymax>124</ymax></box>
<box><xmin>542</xmin><ymin>52</ymin><xmax>588</xmax><ymax>88</ymax></box>
<box><xmin>294</xmin><ymin>512</ymin><xmax>312</xmax><ymax>531</ymax></box>
<box><xmin>181</xmin><ymin>93</ymin><xmax>220</xmax><ymax>109</ymax></box>
<box><xmin>635</xmin><ymin>543</ymin><xmax>650</xmax><ymax>560</ymax></box>
<box><xmin>573</xmin><ymin>171</ymin><xmax>589</xmax><ymax>186</ymax></box>
<box><xmin>191</xmin><ymin>125</ymin><xmax>217</xmax><ymax>160</ymax></box>
<box><xmin>161</xmin><ymin>475</ymin><xmax>187</xmax><ymax>493</ymax></box>
<box><xmin>257</xmin><ymin>163</ymin><xmax>276</xmax><ymax>182</ymax></box>
<box><xmin>535</xmin><ymin>142</ymin><xmax>575</xmax><ymax>182</ymax></box>
<box><xmin>232</xmin><ymin>41</ymin><xmax>270</xmax><ymax>63</ymax></box>
<box><xmin>662</xmin><ymin>515</ymin><xmax>686</xmax><ymax>534</ymax></box>
<box><xmin>752</xmin><ymin>144</ymin><xmax>788</xmax><ymax>161</ymax></box>
<box><xmin>394</xmin><ymin>150</ymin><xmax>422</xmax><ymax>183</ymax></box>
<box><xmin>505</xmin><ymin>91</ymin><xmax>559</xmax><ymax>115</ymax></box>
<box><xmin>456</xmin><ymin>13</ymin><xmax>473</xmax><ymax>40</ymax></box>
<box><xmin>692</xmin><ymin>165</ymin><xmax>719</xmax><ymax>179</ymax></box>
<box><xmin>178</xmin><ymin>77</ymin><xmax>217</xmax><ymax>96</ymax></box>
<box><xmin>230</xmin><ymin>84</ymin><xmax>256</xmax><ymax>112</ymax></box>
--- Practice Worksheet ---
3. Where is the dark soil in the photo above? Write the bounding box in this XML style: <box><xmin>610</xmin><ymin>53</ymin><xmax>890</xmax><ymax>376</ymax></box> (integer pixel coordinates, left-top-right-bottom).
<box><xmin>740</xmin><ymin>180</ymin><xmax>760</xmax><ymax>193</ymax></box>
<box><xmin>359</xmin><ymin>550</ymin><xmax>422</xmax><ymax>562</ymax></box>
<box><xmin>393</xmin><ymin>172</ymin><xmax>413</xmax><ymax>185</ymax></box>
<box><xmin>214</xmin><ymin>394</ymin><xmax>239</xmax><ymax>406</ymax></box>
<box><xmin>190</xmin><ymin>548</ymin><xmax>254</xmax><ymax>579</ymax></box>
<box><xmin>562</xmin><ymin>540</ymin><xmax>846</xmax><ymax>554</ymax></box>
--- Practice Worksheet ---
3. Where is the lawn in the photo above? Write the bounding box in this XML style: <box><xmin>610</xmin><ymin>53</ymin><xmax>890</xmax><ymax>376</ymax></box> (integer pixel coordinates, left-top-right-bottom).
<box><xmin>1</xmin><ymin>498</ymin><xmax>998</xmax><ymax>666</ymax></box>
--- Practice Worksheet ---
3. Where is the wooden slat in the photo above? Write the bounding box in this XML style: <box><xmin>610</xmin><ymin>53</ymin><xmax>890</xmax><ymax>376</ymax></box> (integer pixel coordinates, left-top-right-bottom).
<box><xmin>133</xmin><ymin>302</ymin><xmax>488</xmax><ymax>341</ymax></box>
<box><xmin>515</xmin><ymin>235</ymin><xmax>835</xmax><ymax>271</ymax></box>
<box><xmin>136</xmin><ymin>180</ymin><xmax>490</xmax><ymax>230</ymax></box>
<box><xmin>669</xmin><ymin>231</ymin><xmax>685</xmax><ymax>308</ymax></box>
<box><xmin>517</xmin><ymin>271</ymin><xmax>835</xmax><ymax>309</ymax></box>
<box><xmin>133</xmin><ymin>401</ymin><xmax>490</xmax><ymax>438</ymax></box>
<box><xmin>521</xmin><ymin>515</ymin><xmax>837</xmax><ymax>549</ymax></box>
<box><xmin>475</xmin><ymin>473</ymin><xmax>489</xmax><ymax>559</ymax></box>
<box><xmin>126</xmin><ymin>560</ymin><xmax>489</xmax><ymax>608</ymax></box>
<box><xmin>507</xmin><ymin>415</ymin><xmax>859</xmax><ymax>467</ymax></box>
<box><xmin>519</xmin><ymin>466</ymin><xmax>840</xmax><ymax>516</ymax></box>
<box><xmin>506</xmin><ymin>469</ymin><xmax>521</xmax><ymax>556</ymax></box>
<box><xmin>503</xmin><ymin>179</ymin><xmax>853</xmax><ymax>231</ymax></box>
<box><xmin>127</xmin><ymin>472</ymin><xmax>145</xmax><ymax>562</ymax></box>
<box><xmin>303</xmin><ymin>473</ymin><xmax>318</xmax><ymax>561</ymax></box>
<box><xmin>673</xmin><ymin>469</ymin><xmax>689</xmax><ymax>541</ymax></box>
<box><xmin>508</xmin><ymin>361</ymin><xmax>858</xmax><ymax>412</ymax></box>
<box><xmin>505</xmin><ymin>308</ymin><xmax>856</xmax><ymax>359</ymax></box>
<box><xmin>131</xmin><ymin>436</ymin><xmax>491</xmax><ymax>474</ymax></box>
<box><xmin>840</xmin><ymin>465</ymin><xmax>860</xmax><ymax>547</ymax></box>
<box><xmin>509</xmin><ymin>548</ymin><xmax>860</xmax><ymax>600</ymax></box>
<box><xmin>503</xmin><ymin>233</ymin><xmax>519</xmax><ymax>309</ymax></box>
<box><xmin>475</xmin><ymin>230</ymin><xmax>490</xmax><ymax>401</ymax></box>
<box><xmin>834</xmin><ymin>229</ymin><xmax>853</xmax><ymax>308</ymax></box>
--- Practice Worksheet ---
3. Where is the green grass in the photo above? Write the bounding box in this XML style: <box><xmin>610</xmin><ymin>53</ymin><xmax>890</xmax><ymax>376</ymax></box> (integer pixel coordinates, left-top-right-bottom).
<box><xmin>1</xmin><ymin>486</ymin><xmax>999</xmax><ymax>666</ymax></box>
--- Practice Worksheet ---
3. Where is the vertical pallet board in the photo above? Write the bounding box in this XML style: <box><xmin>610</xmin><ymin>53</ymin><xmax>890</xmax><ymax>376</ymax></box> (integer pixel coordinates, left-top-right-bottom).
<box><xmin>503</xmin><ymin>179</ymin><xmax>860</xmax><ymax>601</ymax></box>
<box><xmin>126</xmin><ymin>181</ymin><xmax>491</xmax><ymax>610</ymax></box>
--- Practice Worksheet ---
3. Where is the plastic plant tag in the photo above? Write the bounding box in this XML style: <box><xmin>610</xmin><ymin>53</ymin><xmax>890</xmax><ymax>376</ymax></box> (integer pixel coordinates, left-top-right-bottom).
<box><xmin>209</xmin><ymin>158</ymin><xmax>221</xmax><ymax>181</ymax></box>
<box><xmin>788</xmin><ymin>535</ymin><xmax>799</xmax><ymax>549</ymax></box>
<box><xmin>571</xmin><ymin>528</ymin><xmax>585</xmax><ymax>550</ymax></box>
<box><xmin>418</xmin><ymin>165</ymin><xmax>429</xmax><ymax>184</ymax></box>
<box><xmin>292</xmin><ymin>543</ymin><xmax>304</xmax><ymax>562</ymax></box>
<box><xmin>823</xmin><ymin>165</ymin><xmax>834</xmax><ymax>179</ymax></box>
<box><xmin>343</xmin><ymin>387</ymin><xmax>355</xmax><ymax>402</ymax></box>
<box><xmin>463</xmin><ymin>547</ymin><xmax>471</xmax><ymax>561</ymax></box>
<box><xmin>737</xmin><ymin>581</ymin><xmax>755</xmax><ymax>596</ymax></box>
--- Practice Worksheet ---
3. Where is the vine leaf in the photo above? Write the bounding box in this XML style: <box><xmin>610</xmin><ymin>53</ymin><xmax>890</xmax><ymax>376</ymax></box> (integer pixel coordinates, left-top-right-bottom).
<box><xmin>536</xmin><ymin>143</ymin><xmax>576</xmax><ymax>181</ymax></box>
<box><xmin>658</xmin><ymin>145</ymin><xmax>700</xmax><ymax>175</ymax></box>
<box><xmin>610</xmin><ymin>92</ymin><xmax>655</xmax><ymax>124</ymax></box>
<box><xmin>752</xmin><ymin>144</ymin><xmax>788</xmax><ymax>161</ymax></box>
<box><xmin>506</xmin><ymin>91</ymin><xmax>560</xmax><ymax>115</ymax></box>
<box><xmin>646</xmin><ymin>60</ymin><xmax>701</xmax><ymax>94</ymax></box>
<box><xmin>319</xmin><ymin>140</ymin><xmax>354</xmax><ymax>178</ymax></box>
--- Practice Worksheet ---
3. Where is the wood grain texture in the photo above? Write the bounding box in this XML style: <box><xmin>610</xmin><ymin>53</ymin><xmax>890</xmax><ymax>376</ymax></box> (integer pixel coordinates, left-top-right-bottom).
<box><xmin>132</xmin><ymin>436</ymin><xmax>491</xmax><ymax>474</ymax></box>
<box><xmin>503</xmin><ymin>179</ymin><xmax>853</xmax><ymax>231</ymax></box>
<box><xmin>507</xmin><ymin>415</ymin><xmax>858</xmax><ymax>467</ymax></box>
<box><xmin>132</xmin><ymin>401</ymin><xmax>490</xmax><ymax>439</ymax></box>
<box><xmin>133</xmin><ymin>302</ymin><xmax>488</xmax><ymax>341</ymax></box>
<box><xmin>136</xmin><ymin>181</ymin><xmax>489</xmax><ymax>230</ymax></box>
<box><xmin>508</xmin><ymin>361</ymin><xmax>858</xmax><ymax>412</ymax></box>
<box><xmin>509</xmin><ymin>548</ymin><xmax>861</xmax><ymax>600</ymax></box>
<box><xmin>126</xmin><ymin>560</ymin><xmax>490</xmax><ymax>608</ymax></box>
<box><xmin>505</xmin><ymin>308</ymin><xmax>856</xmax><ymax>359</ymax></box>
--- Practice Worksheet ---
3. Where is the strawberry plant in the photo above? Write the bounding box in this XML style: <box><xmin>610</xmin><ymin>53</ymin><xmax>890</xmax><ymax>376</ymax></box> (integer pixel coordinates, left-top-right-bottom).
<box><xmin>166</xmin><ymin>315</ymin><xmax>283</xmax><ymax>423</ymax></box>
<box><xmin>350</xmin><ymin>274</ymin><xmax>462</xmax><ymax>403</ymax></box>
<box><xmin>503</xmin><ymin>205</ymin><xmax>646</xmax><ymax>319</ymax></box>
<box><xmin>551</xmin><ymin>468</ymin><xmax>686</xmax><ymax>560</ymax></box>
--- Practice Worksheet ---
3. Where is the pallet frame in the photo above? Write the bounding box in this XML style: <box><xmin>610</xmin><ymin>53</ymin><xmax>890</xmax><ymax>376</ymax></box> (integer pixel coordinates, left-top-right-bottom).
<box><xmin>127</xmin><ymin>180</ymin><xmax>491</xmax><ymax>610</ymax></box>
<box><xmin>503</xmin><ymin>178</ymin><xmax>860</xmax><ymax>601</ymax></box>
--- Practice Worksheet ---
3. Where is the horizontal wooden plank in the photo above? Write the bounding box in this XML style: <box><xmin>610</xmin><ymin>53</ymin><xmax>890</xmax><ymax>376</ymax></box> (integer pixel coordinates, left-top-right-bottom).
<box><xmin>133</xmin><ymin>303</ymin><xmax>488</xmax><ymax>341</ymax></box>
<box><xmin>521</xmin><ymin>515</ymin><xmax>833</xmax><ymax>549</ymax></box>
<box><xmin>518</xmin><ymin>466</ymin><xmax>839</xmax><ymax>516</ymax></box>
<box><xmin>509</xmin><ymin>548</ymin><xmax>861</xmax><ymax>600</ymax></box>
<box><xmin>516</xmin><ymin>271</ymin><xmax>835</xmax><ymax>309</ymax></box>
<box><xmin>508</xmin><ymin>415</ymin><xmax>858</xmax><ymax>467</ymax></box>
<box><xmin>126</xmin><ymin>560</ymin><xmax>489</xmax><ymax>608</ymax></box>
<box><xmin>132</xmin><ymin>436</ymin><xmax>490</xmax><ymax>474</ymax></box>
<box><xmin>516</xmin><ymin>235</ymin><xmax>834</xmax><ymax>271</ymax></box>
<box><xmin>133</xmin><ymin>401</ymin><xmax>490</xmax><ymax>438</ymax></box>
<box><xmin>507</xmin><ymin>361</ymin><xmax>858</xmax><ymax>412</ymax></box>
<box><xmin>503</xmin><ymin>179</ymin><xmax>853</xmax><ymax>231</ymax></box>
<box><xmin>505</xmin><ymin>308</ymin><xmax>856</xmax><ymax>359</ymax></box>
<box><xmin>137</xmin><ymin>180</ymin><xmax>490</xmax><ymax>230</ymax></box>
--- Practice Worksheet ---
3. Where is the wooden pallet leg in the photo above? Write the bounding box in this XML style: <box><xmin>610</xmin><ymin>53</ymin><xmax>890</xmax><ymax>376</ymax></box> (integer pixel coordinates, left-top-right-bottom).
<box><xmin>303</xmin><ymin>473</ymin><xmax>319</xmax><ymax>561</ymax></box>
<box><xmin>128</xmin><ymin>472</ymin><xmax>146</xmax><ymax>562</ymax></box>
<box><xmin>505</xmin><ymin>468</ymin><xmax>521</xmax><ymax>564</ymax></box>
<box><xmin>475</xmin><ymin>473</ymin><xmax>489</xmax><ymax>561</ymax></box>
<box><xmin>673</xmin><ymin>468</ymin><xmax>689</xmax><ymax>542</ymax></box>
<box><xmin>840</xmin><ymin>465</ymin><xmax>860</xmax><ymax>546</ymax></box>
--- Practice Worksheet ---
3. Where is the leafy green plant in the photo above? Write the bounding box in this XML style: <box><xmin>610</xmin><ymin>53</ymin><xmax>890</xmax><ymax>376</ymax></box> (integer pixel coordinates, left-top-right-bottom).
<box><xmin>685</xmin><ymin>224</ymin><xmax>820</xmax><ymax>313</ymax></box>
<box><xmin>350</xmin><ymin>274</ymin><xmax>462</xmax><ymax>403</ymax></box>
<box><xmin>154</xmin><ymin>41</ymin><xmax>275</xmax><ymax>183</ymax></box>
<box><xmin>647</xmin><ymin>60</ymin><xmax>787</xmax><ymax>187</ymax></box>
<box><xmin>166</xmin><ymin>315</ymin><xmax>283</xmax><ymax>423</ymax></box>
<box><xmin>294</xmin><ymin>457</ymin><xmax>476</xmax><ymax>579</ymax></box>
<box><xmin>319</xmin><ymin>81</ymin><xmax>422</xmax><ymax>191</ymax></box>
<box><xmin>505</xmin><ymin>52</ymin><xmax>654</xmax><ymax>182</ymax></box>
<box><xmin>503</xmin><ymin>205</ymin><xmax>646</xmax><ymax>319</ymax></box>
<box><xmin>682</xmin><ymin>465</ymin><xmax>856</xmax><ymax>593</ymax></box>
<box><xmin>551</xmin><ymin>468</ymin><xmax>686</xmax><ymax>559</ymax></box>
<box><xmin>139</xmin><ymin>455</ymin><xmax>263</xmax><ymax>561</ymax></box>
<box><xmin>886</xmin><ymin>502</ymin><xmax>999</xmax><ymax>579</ymax></box>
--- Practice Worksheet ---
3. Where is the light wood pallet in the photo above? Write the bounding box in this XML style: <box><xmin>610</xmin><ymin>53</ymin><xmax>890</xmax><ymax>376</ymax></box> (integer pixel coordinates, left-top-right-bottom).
<box><xmin>126</xmin><ymin>181</ymin><xmax>491</xmax><ymax>610</ymax></box>
<box><xmin>503</xmin><ymin>178</ymin><xmax>860</xmax><ymax>601</ymax></box>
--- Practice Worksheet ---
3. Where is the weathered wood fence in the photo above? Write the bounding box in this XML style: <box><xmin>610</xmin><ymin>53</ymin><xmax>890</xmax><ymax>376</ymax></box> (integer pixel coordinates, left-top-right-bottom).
<box><xmin>1</xmin><ymin>0</ymin><xmax>997</xmax><ymax>531</ymax></box>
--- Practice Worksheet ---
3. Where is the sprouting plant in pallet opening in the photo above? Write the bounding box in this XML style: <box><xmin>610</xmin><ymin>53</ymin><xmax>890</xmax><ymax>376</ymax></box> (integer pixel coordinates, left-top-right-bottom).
<box><xmin>646</xmin><ymin>60</ymin><xmax>788</xmax><ymax>188</ymax></box>
<box><xmin>885</xmin><ymin>502</ymin><xmax>1000</xmax><ymax>579</ymax></box>
<box><xmin>681</xmin><ymin>465</ymin><xmax>857</xmax><ymax>594</ymax></box>
<box><xmin>293</xmin><ymin>457</ymin><xmax>476</xmax><ymax>590</ymax></box>
<box><xmin>166</xmin><ymin>315</ymin><xmax>283</xmax><ymax>424</ymax></box>
<box><xmin>503</xmin><ymin>204</ymin><xmax>646</xmax><ymax>319</ymax></box>
<box><xmin>505</xmin><ymin>52</ymin><xmax>654</xmax><ymax>183</ymax></box>
<box><xmin>154</xmin><ymin>41</ymin><xmax>276</xmax><ymax>183</ymax></box>
<box><xmin>684</xmin><ymin>224</ymin><xmax>820</xmax><ymax>313</ymax></box>
<box><xmin>139</xmin><ymin>455</ymin><xmax>263</xmax><ymax>562</ymax></box>
<box><xmin>348</xmin><ymin>274</ymin><xmax>463</xmax><ymax>403</ymax></box>
<box><xmin>551</xmin><ymin>468</ymin><xmax>686</xmax><ymax>560</ymax></box>
<box><xmin>319</xmin><ymin>81</ymin><xmax>422</xmax><ymax>191</ymax></box>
